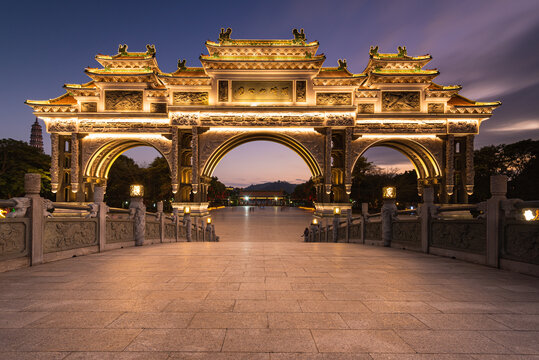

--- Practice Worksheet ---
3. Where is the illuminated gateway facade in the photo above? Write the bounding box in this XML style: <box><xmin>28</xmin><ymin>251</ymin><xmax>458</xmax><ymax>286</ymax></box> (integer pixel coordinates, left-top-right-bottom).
<box><xmin>26</xmin><ymin>29</ymin><xmax>500</xmax><ymax>215</ymax></box>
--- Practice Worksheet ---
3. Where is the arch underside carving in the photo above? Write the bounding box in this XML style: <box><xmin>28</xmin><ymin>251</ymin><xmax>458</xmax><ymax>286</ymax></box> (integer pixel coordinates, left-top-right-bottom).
<box><xmin>82</xmin><ymin>138</ymin><xmax>173</xmax><ymax>181</ymax></box>
<box><xmin>351</xmin><ymin>137</ymin><xmax>443</xmax><ymax>182</ymax></box>
<box><xmin>200</xmin><ymin>131</ymin><xmax>324</xmax><ymax>179</ymax></box>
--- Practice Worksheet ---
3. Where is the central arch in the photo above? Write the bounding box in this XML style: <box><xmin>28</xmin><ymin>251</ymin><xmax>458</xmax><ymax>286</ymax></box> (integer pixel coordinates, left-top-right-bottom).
<box><xmin>202</xmin><ymin>132</ymin><xmax>323</xmax><ymax>179</ymax></box>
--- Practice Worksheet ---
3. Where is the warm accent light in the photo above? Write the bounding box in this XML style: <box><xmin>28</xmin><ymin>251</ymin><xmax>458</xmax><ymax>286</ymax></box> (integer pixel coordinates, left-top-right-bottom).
<box><xmin>208</xmin><ymin>127</ymin><xmax>317</xmax><ymax>133</ymax></box>
<box><xmin>244</xmin><ymin>196</ymin><xmax>249</xmax><ymax>201</ymax></box>
<box><xmin>312</xmin><ymin>218</ymin><xmax>318</xmax><ymax>225</ymax></box>
<box><xmin>523</xmin><ymin>209</ymin><xmax>539</xmax><ymax>221</ymax></box>
<box><xmin>333</xmin><ymin>207</ymin><xmax>341</xmax><ymax>215</ymax></box>
<box><xmin>84</xmin><ymin>133</ymin><xmax>169</xmax><ymax>140</ymax></box>
<box><xmin>184</xmin><ymin>206</ymin><xmax>191</xmax><ymax>214</ymax></box>
<box><xmin>361</xmin><ymin>134</ymin><xmax>437</xmax><ymax>139</ymax></box>
<box><xmin>130</xmin><ymin>184</ymin><xmax>144</xmax><ymax>197</ymax></box>
<box><xmin>0</xmin><ymin>209</ymin><xmax>7</xmax><ymax>219</ymax></box>
<box><xmin>383</xmin><ymin>186</ymin><xmax>397</xmax><ymax>199</ymax></box>
<box><xmin>206</xmin><ymin>217</ymin><xmax>212</xmax><ymax>224</ymax></box>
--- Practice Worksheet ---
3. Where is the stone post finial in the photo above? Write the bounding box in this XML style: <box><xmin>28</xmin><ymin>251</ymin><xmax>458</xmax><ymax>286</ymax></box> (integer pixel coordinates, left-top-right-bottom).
<box><xmin>490</xmin><ymin>175</ymin><xmax>508</xmax><ymax>197</ymax></box>
<box><xmin>24</xmin><ymin>173</ymin><xmax>41</xmax><ymax>195</ymax></box>
<box><xmin>157</xmin><ymin>201</ymin><xmax>164</xmax><ymax>213</ymax></box>
<box><xmin>94</xmin><ymin>186</ymin><xmax>105</xmax><ymax>203</ymax></box>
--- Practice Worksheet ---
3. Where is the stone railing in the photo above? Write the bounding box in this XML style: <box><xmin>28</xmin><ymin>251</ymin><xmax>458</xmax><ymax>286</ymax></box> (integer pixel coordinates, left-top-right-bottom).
<box><xmin>0</xmin><ymin>173</ymin><xmax>218</xmax><ymax>272</ymax></box>
<box><xmin>306</xmin><ymin>175</ymin><xmax>539</xmax><ymax>277</ymax></box>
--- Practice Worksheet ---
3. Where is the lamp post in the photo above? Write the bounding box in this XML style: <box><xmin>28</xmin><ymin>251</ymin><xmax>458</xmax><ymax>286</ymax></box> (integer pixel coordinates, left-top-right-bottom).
<box><xmin>129</xmin><ymin>184</ymin><xmax>145</xmax><ymax>246</ymax></box>
<box><xmin>206</xmin><ymin>217</ymin><xmax>213</xmax><ymax>241</ymax></box>
<box><xmin>381</xmin><ymin>186</ymin><xmax>397</xmax><ymax>247</ymax></box>
<box><xmin>332</xmin><ymin>207</ymin><xmax>340</xmax><ymax>242</ymax></box>
<box><xmin>311</xmin><ymin>218</ymin><xmax>319</xmax><ymax>242</ymax></box>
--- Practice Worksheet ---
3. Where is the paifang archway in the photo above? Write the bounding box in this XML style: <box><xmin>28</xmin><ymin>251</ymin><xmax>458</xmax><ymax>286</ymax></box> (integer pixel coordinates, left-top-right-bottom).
<box><xmin>26</xmin><ymin>29</ymin><xmax>500</xmax><ymax>216</ymax></box>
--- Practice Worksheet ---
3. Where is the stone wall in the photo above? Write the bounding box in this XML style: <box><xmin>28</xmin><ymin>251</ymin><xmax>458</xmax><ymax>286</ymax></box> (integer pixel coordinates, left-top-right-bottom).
<box><xmin>0</xmin><ymin>219</ymin><xmax>29</xmax><ymax>261</ymax></box>
<box><xmin>44</xmin><ymin>219</ymin><xmax>98</xmax><ymax>253</ymax></box>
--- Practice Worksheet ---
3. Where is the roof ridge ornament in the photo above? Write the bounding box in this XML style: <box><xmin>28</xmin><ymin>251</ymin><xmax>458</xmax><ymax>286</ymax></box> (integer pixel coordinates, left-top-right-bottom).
<box><xmin>292</xmin><ymin>28</ymin><xmax>306</xmax><ymax>43</ymax></box>
<box><xmin>337</xmin><ymin>59</ymin><xmax>347</xmax><ymax>70</ymax></box>
<box><xmin>146</xmin><ymin>44</ymin><xmax>156</xmax><ymax>56</ymax></box>
<box><xmin>398</xmin><ymin>46</ymin><xmax>407</xmax><ymax>57</ymax></box>
<box><xmin>177</xmin><ymin>59</ymin><xmax>186</xmax><ymax>70</ymax></box>
<box><xmin>118</xmin><ymin>44</ymin><xmax>128</xmax><ymax>54</ymax></box>
<box><xmin>369</xmin><ymin>45</ymin><xmax>379</xmax><ymax>58</ymax></box>
<box><xmin>219</xmin><ymin>28</ymin><xmax>232</xmax><ymax>42</ymax></box>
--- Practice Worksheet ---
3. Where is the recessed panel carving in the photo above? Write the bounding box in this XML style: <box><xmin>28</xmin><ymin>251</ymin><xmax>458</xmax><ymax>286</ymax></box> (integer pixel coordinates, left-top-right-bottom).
<box><xmin>296</xmin><ymin>81</ymin><xmax>306</xmax><ymax>102</ymax></box>
<box><xmin>381</xmin><ymin>91</ymin><xmax>420</xmax><ymax>111</ymax></box>
<box><xmin>428</xmin><ymin>103</ymin><xmax>445</xmax><ymax>113</ymax></box>
<box><xmin>105</xmin><ymin>91</ymin><xmax>143</xmax><ymax>111</ymax></box>
<box><xmin>218</xmin><ymin>80</ymin><xmax>229</xmax><ymax>102</ymax></box>
<box><xmin>448</xmin><ymin>120</ymin><xmax>478</xmax><ymax>134</ymax></box>
<box><xmin>150</xmin><ymin>103</ymin><xmax>167</xmax><ymax>113</ymax></box>
<box><xmin>316</xmin><ymin>92</ymin><xmax>352</xmax><ymax>106</ymax></box>
<box><xmin>357</xmin><ymin>104</ymin><xmax>375</xmax><ymax>113</ymax></box>
<box><xmin>81</xmin><ymin>102</ymin><xmax>97</xmax><ymax>112</ymax></box>
<box><xmin>232</xmin><ymin>81</ymin><xmax>293</xmax><ymax>102</ymax></box>
<box><xmin>173</xmin><ymin>92</ymin><xmax>209</xmax><ymax>105</ymax></box>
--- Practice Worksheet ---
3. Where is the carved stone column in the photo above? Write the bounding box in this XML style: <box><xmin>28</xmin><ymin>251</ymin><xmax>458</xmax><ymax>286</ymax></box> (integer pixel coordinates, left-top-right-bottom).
<box><xmin>191</xmin><ymin>127</ymin><xmax>199</xmax><ymax>198</ymax></box>
<box><xmin>465</xmin><ymin>135</ymin><xmax>475</xmax><ymax>196</ymax></box>
<box><xmin>324</xmin><ymin>128</ymin><xmax>332</xmax><ymax>201</ymax></box>
<box><xmin>129</xmin><ymin>197</ymin><xmax>146</xmax><ymax>246</ymax></box>
<box><xmin>344</xmin><ymin>127</ymin><xmax>353</xmax><ymax>197</ymax></box>
<box><xmin>25</xmin><ymin>173</ymin><xmax>44</xmax><ymax>265</ymax></box>
<box><xmin>381</xmin><ymin>198</ymin><xmax>397</xmax><ymax>247</ymax></box>
<box><xmin>171</xmin><ymin>128</ymin><xmax>179</xmax><ymax>194</ymax></box>
<box><xmin>50</xmin><ymin>133</ymin><xmax>59</xmax><ymax>194</ymax></box>
<box><xmin>445</xmin><ymin>135</ymin><xmax>455</xmax><ymax>199</ymax></box>
<box><xmin>70</xmin><ymin>133</ymin><xmax>80</xmax><ymax>198</ymax></box>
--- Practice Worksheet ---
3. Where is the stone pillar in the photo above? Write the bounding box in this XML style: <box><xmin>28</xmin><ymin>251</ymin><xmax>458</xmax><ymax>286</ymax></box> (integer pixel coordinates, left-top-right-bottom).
<box><xmin>94</xmin><ymin>186</ymin><xmax>107</xmax><ymax>252</ymax></box>
<box><xmin>381</xmin><ymin>198</ymin><xmax>397</xmax><ymax>247</ymax></box>
<box><xmin>157</xmin><ymin>201</ymin><xmax>164</xmax><ymax>243</ymax></box>
<box><xmin>191</xmin><ymin>127</ymin><xmax>200</xmax><ymax>200</ymax></box>
<box><xmin>205</xmin><ymin>222</ymin><xmax>212</xmax><ymax>242</ymax></box>
<box><xmin>324</xmin><ymin>128</ymin><xmax>332</xmax><ymax>202</ymax></box>
<box><xmin>445</xmin><ymin>135</ymin><xmax>455</xmax><ymax>201</ymax></box>
<box><xmin>70</xmin><ymin>133</ymin><xmax>80</xmax><ymax>198</ymax></box>
<box><xmin>129</xmin><ymin>197</ymin><xmax>146</xmax><ymax>246</ymax></box>
<box><xmin>332</xmin><ymin>214</ymin><xmax>339</xmax><ymax>242</ymax></box>
<box><xmin>419</xmin><ymin>187</ymin><xmax>435</xmax><ymax>253</ymax></box>
<box><xmin>184</xmin><ymin>212</ymin><xmax>192</xmax><ymax>242</ymax></box>
<box><xmin>486</xmin><ymin>175</ymin><xmax>507</xmax><ymax>267</ymax></box>
<box><xmin>171</xmin><ymin>129</ymin><xmax>179</xmax><ymax>195</ymax></box>
<box><xmin>344</xmin><ymin>128</ymin><xmax>353</xmax><ymax>201</ymax></box>
<box><xmin>360</xmin><ymin>203</ymin><xmax>368</xmax><ymax>244</ymax></box>
<box><xmin>172</xmin><ymin>208</ymin><xmax>179</xmax><ymax>242</ymax></box>
<box><xmin>50</xmin><ymin>133</ymin><xmax>59</xmax><ymax>195</ymax></box>
<box><xmin>465</xmin><ymin>135</ymin><xmax>475</xmax><ymax>197</ymax></box>
<box><xmin>25</xmin><ymin>173</ymin><xmax>44</xmax><ymax>265</ymax></box>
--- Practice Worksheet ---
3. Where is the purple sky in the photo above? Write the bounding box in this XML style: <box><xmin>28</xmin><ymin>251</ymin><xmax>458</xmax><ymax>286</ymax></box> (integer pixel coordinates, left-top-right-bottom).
<box><xmin>3</xmin><ymin>0</ymin><xmax>538</xmax><ymax>187</ymax></box>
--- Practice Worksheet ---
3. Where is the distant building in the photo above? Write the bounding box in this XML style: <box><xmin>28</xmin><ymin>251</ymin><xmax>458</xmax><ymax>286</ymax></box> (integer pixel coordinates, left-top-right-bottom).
<box><xmin>239</xmin><ymin>190</ymin><xmax>288</xmax><ymax>205</ymax></box>
<box><xmin>30</xmin><ymin>118</ymin><xmax>44</xmax><ymax>152</ymax></box>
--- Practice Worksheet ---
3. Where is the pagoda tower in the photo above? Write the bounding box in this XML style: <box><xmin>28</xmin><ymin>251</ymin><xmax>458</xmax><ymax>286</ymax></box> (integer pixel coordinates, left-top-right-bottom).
<box><xmin>30</xmin><ymin>118</ymin><xmax>44</xmax><ymax>152</ymax></box>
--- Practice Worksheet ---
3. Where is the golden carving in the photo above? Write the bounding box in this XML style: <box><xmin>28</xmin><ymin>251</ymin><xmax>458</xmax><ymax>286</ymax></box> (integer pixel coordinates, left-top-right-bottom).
<box><xmin>173</xmin><ymin>92</ymin><xmax>209</xmax><ymax>105</ymax></box>
<box><xmin>316</xmin><ymin>92</ymin><xmax>352</xmax><ymax>106</ymax></box>
<box><xmin>232</xmin><ymin>81</ymin><xmax>293</xmax><ymax>102</ymax></box>
<box><xmin>81</xmin><ymin>102</ymin><xmax>97</xmax><ymax>112</ymax></box>
<box><xmin>150</xmin><ymin>103</ymin><xmax>167</xmax><ymax>113</ymax></box>
<box><xmin>218</xmin><ymin>81</ymin><xmax>229</xmax><ymax>102</ymax></box>
<box><xmin>358</xmin><ymin>104</ymin><xmax>374</xmax><ymax>113</ymax></box>
<box><xmin>296</xmin><ymin>81</ymin><xmax>306</xmax><ymax>102</ymax></box>
<box><xmin>428</xmin><ymin>103</ymin><xmax>444</xmax><ymax>113</ymax></box>
<box><xmin>105</xmin><ymin>91</ymin><xmax>143</xmax><ymax>111</ymax></box>
<box><xmin>381</xmin><ymin>91</ymin><xmax>420</xmax><ymax>111</ymax></box>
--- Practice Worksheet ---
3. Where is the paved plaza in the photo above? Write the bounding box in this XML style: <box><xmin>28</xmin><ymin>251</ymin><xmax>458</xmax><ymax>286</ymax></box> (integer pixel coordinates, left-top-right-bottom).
<box><xmin>0</xmin><ymin>241</ymin><xmax>538</xmax><ymax>359</ymax></box>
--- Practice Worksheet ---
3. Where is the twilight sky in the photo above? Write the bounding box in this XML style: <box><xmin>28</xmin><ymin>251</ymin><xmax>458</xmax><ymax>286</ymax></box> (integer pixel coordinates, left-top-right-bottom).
<box><xmin>2</xmin><ymin>0</ymin><xmax>538</xmax><ymax>187</ymax></box>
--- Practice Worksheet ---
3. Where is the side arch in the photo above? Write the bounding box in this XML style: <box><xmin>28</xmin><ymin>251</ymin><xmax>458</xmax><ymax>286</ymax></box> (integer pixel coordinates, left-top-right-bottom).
<box><xmin>201</xmin><ymin>132</ymin><xmax>323</xmax><ymax>179</ymax></box>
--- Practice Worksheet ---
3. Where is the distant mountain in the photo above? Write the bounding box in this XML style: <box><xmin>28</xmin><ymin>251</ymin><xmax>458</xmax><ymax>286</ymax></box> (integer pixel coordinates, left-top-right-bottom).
<box><xmin>244</xmin><ymin>181</ymin><xmax>297</xmax><ymax>194</ymax></box>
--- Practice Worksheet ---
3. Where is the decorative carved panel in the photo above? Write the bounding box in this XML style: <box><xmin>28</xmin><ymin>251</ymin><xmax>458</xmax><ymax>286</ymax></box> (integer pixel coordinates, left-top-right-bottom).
<box><xmin>81</xmin><ymin>102</ymin><xmax>97</xmax><ymax>112</ymax></box>
<box><xmin>0</xmin><ymin>221</ymin><xmax>27</xmax><ymax>259</ymax></box>
<box><xmin>365</xmin><ymin>221</ymin><xmax>381</xmax><ymax>240</ymax></box>
<box><xmin>173</xmin><ymin>92</ymin><xmax>209</xmax><ymax>106</ymax></box>
<box><xmin>44</xmin><ymin>220</ymin><xmax>97</xmax><ymax>253</ymax></box>
<box><xmin>165</xmin><ymin>224</ymin><xmax>176</xmax><ymax>240</ymax></box>
<box><xmin>296</xmin><ymin>81</ymin><xmax>306</xmax><ymax>102</ymax></box>
<box><xmin>502</xmin><ymin>221</ymin><xmax>539</xmax><ymax>265</ymax></box>
<box><xmin>218</xmin><ymin>80</ymin><xmax>229</xmax><ymax>102</ymax></box>
<box><xmin>106</xmin><ymin>220</ymin><xmax>134</xmax><ymax>243</ymax></box>
<box><xmin>392</xmin><ymin>220</ymin><xmax>421</xmax><ymax>246</ymax></box>
<box><xmin>150</xmin><ymin>103</ymin><xmax>167</xmax><ymax>113</ymax></box>
<box><xmin>381</xmin><ymin>91</ymin><xmax>420</xmax><ymax>111</ymax></box>
<box><xmin>428</xmin><ymin>103</ymin><xmax>444</xmax><ymax>113</ymax></box>
<box><xmin>145</xmin><ymin>221</ymin><xmax>160</xmax><ymax>239</ymax></box>
<box><xmin>357</xmin><ymin>104</ymin><xmax>374</xmax><ymax>113</ymax></box>
<box><xmin>232</xmin><ymin>81</ymin><xmax>293</xmax><ymax>102</ymax></box>
<box><xmin>430</xmin><ymin>220</ymin><xmax>486</xmax><ymax>254</ymax></box>
<box><xmin>316</xmin><ymin>92</ymin><xmax>352</xmax><ymax>106</ymax></box>
<box><xmin>105</xmin><ymin>91</ymin><xmax>143</xmax><ymax>111</ymax></box>
<box><xmin>448</xmin><ymin>120</ymin><xmax>478</xmax><ymax>134</ymax></box>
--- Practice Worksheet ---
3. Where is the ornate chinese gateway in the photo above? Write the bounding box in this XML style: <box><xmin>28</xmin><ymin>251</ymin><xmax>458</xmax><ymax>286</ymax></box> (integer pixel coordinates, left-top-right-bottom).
<box><xmin>26</xmin><ymin>29</ymin><xmax>500</xmax><ymax>216</ymax></box>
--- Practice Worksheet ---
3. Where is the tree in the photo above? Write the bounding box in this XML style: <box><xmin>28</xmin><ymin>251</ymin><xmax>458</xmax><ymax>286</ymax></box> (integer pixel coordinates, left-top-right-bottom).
<box><xmin>0</xmin><ymin>139</ymin><xmax>53</xmax><ymax>199</ymax></box>
<box><xmin>104</xmin><ymin>155</ymin><xmax>143</xmax><ymax>208</ymax></box>
<box><xmin>291</xmin><ymin>178</ymin><xmax>316</xmax><ymax>205</ymax></box>
<box><xmin>207</xmin><ymin>176</ymin><xmax>227</xmax><ymax>206</ymax></box>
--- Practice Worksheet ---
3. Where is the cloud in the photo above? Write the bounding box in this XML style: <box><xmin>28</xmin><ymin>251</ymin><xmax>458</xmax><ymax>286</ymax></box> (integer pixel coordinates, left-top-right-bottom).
<box><xmin>486</xmin><ymin>120</ymin><xmax>539</xmax><ymax>133</ymax></box>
